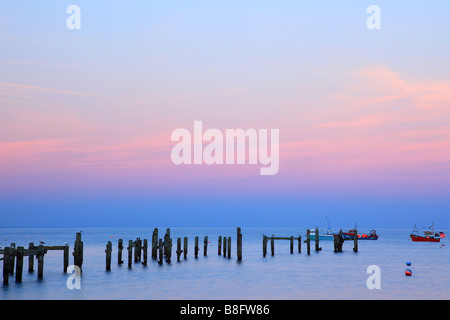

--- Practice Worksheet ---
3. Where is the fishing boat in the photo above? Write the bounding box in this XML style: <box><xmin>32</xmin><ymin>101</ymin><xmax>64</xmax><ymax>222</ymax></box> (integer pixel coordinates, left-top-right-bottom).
<box><xmin>308</xmin><ymin>217</ymin><xmax>334</xmax><ymax>241</ymax></box>
<box><xmin>341</xmin><ymin>224</ymin><xmax>378</xmax><ymax>240</ymax></box>
<box><xmin>410</xmin><ymin>223</ymin><xmax>443</xmax><ymax>242</ymax></box>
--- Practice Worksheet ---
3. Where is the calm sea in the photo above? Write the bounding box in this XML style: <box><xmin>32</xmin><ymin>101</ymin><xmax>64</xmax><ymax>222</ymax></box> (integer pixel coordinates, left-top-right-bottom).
<box><xmin>0</xmin><ymin>228</ymin><xmax>449</xmax><ymax>300</ymax></box>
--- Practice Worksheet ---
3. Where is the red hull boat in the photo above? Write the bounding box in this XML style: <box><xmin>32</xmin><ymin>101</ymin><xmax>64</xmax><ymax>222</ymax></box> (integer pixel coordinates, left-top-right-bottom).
<box><xmin>410</xmin><ymin>223</ymin><xmax>444</xmax><ymax>242</ymax></box>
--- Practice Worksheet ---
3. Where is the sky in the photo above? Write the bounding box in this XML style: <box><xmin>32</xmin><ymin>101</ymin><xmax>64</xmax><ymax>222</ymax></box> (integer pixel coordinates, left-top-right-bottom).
<box><xmin>1</xmin><ymin>1</ymin><xmax>449</xmax><ymax>229</ymax></box>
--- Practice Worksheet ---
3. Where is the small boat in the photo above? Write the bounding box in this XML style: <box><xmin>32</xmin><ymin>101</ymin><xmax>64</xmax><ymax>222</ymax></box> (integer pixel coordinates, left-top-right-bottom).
<box><xmin>308</xmin><ymin>217</ymin><xmax>334</xmax><ymax>241</ymax></box>
<box><xmin>358</xmin><ymin>230</ymin><xmax>379</xmax><ymax>240</ymax></box>
<box><xmin>410</xmin><ymin>223</ymin><xmax>442</xmax><ymax>242</ymax></box>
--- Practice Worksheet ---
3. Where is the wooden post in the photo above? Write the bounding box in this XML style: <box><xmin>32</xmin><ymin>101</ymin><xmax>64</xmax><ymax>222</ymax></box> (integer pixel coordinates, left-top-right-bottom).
<box><xmin>37</xmin><ymin>245</ymin><xmax>45</xmax><ymax>279</ymax></box>
<box><xmin>164</xmin><ymin>229</ymin><xmax>170</xmax><ymax>257</ymax></box>
<box><xmin>118</xmin><ymin>239</ymin><xmax>124</xmax><ymax>265</ymax></box>
<box><xmin>134</xmin><ymin>238</ymin><xmax>142</xmax><ymax>263</ymax></box>
<box><xmin>237</xmin><ymin>227</ymin><xmax>242</xmax><ymax>261</ymax></box>
<box><xmin>315</xmin><ymin>228</ymin><xmax>321</xmax><ymax>252</ymax></box>
<box><xmin>142</xmin><ymin>239</ymin><xmax>148</xmax><ymax>266</ymax></box>
<box><xmin>223</xmin><ymin>237</ymin><xmax>227</xmax><ymax>258</ymax></box>
<box><xmin>176</xmin><ymin>238</ymin><xmax>182</xmax><ymax>262</ymax></box>
<box><xmin>218</xmin><ymin>236</ymin><xmax>222</xmax><ymax>256</ymax></box>
<box><xmin>9</xmin><ymin>243</ymin><xmax>15</xmax><ymax>275</ymax></box>
<box><xmin>28</xmin><ymin>243</ymin><xmax>35</xmax><ymax>272</ymax></box>
<box><xmin>73</xmin><ymin>233</ymin><xmax>83</xmax><ymax>272</ymax></box>
<box><xmin>353</xmin><ymin>230</ymin><xmax>358</xmax><ymax>252</ymax></box>
<box><xmin>127</xmin><ymin>240</ymin><xmax>133</xmax><ymax>268</ymax></box>
<box><xmin>165</xmin><ymin>238</ymin><xmax>172</xmax><ymax>264</ymax></box>
<box><xmin>334</xmin><ymin>230</ymin><xmax>344</xmax><ymax>253</ymax></box>
<box><xmin>105</xmin><ymin>241</ymin><xmax>112</xmax><ymax>271</ymax></box>
<box><xmin>194</xmin><ymin>237</ymin><xmax>199</xmax><ymax>258</ymax></box>
<box><xmin>306</xmin><ymin>230</ymin><xmax>311</xmax><ymax>255</ymax></box>
<box><xmin>298</xmin><ymin>236</ymin><xmax>301</xmax><ymax>253</ymax></box>
<box><xmin>227</xmin><ymin>237</ymin><xmax>231</xmax><ymax>258</ymax></box>
<box><xmin>158</xmin><ymin>239</ymin><xmax>163</xmax><ymax>265</ymax></box>
<box><xmin>203</xmin><ymin>236</ymin><xmax>208</xmax><ymax>257</ymax></box>
<box><xmin>15</xmin><ymin>247</ymin><xmax>24</xmax><ymax>283</ymax></box>
<box><xmin>3</xmin><ymin>247</ymin><xmax>10</xmax><ymax>285</ymax></box>
<box><xmin>271</xmin><ymin>236</ymin><xmax>275</xmax><ymax>256</ymax></box>
<box><xmin>263</xmin><ymin>236</ymin><xmax>268</xmax><ymax>257</ymax></box>
<box><xmin>183</xmin><ymin>237</ymin><xmax>188</xmax><ymax>259</ymax></box>
<box><xmin>290</xmin><ymin>236</ymin><xmax>294</xmax><ymax>254</ymax></box>
<box><xmin>63</xmin><ymin>245</ymin><xmax>69</xmax><ymax>273</ymax></box>
<box><xmin>152</xmin><ymin>228</ymin><xmax>158</xmax><ymax>259</ymax></box>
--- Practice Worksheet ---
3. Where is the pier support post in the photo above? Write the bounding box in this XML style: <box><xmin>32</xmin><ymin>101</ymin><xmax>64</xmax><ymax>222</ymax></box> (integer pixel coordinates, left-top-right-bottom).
<box><xmin>158</xmin><ymin>239</ymin><xmax>163</xmax><ymax>265</ymax></box>
<box><xmin>73</xmin><ymin>233</ymin><xmax>83</xmax><ymax>272</ymax></box>
<box><xmin>118</xmin><ymin>239</ymin><xmax>124</xmax><ymax>265</ymax></box>
<box><xmin>152</xmin><ymin>229</ymin><xmax>158</xmax><ymax>259</ymax></box>
<box><xmin>37</xmin><ymin>245</ymin><xmax>45</xmax><ymax>279</ymax></box>
<box><xmin>204</xmin><ymin>236</ymin><xmax>208</xmax><ymax>257</ymax></box>
<box><xmin>227</xmin><ymin>237</ymin><xmax>231</xmax><ymax>258</ymax></box>
<box><xmin>15</xmin><ymin>247</ymin><xmax>24</xmax><ymax>283</ymax></box>
<box><xmin>194</xmin><ymin>237</ymin><xmax>199</xmax><ymax>259</ymax></box>
<box><xmin>176</xmin><ymin>238</ymin><xmax>182</xmax><ymax>262</ymax></box>
<box><xmin>263</xmin><ymin>236</ymin><xmax>268</xmax><ymax>257</ymax></box>
<box><xmin>223</xmin><ymin>237</ymin><xmax>227</xmax><ymax>258</ymax></box>
<box><xmin>142</xmin><ymin>239</ymin><xmax>148</xmax><ymax>266</ymax></box>
<box><xmin>28</xmin><ymin>243</ymin><xmax>35</xmax><ymax>272</ymax></box>
<box><xmin>306</xmin><ymin>230</ymin><xmax>311</xmax><ymax>255</ymax></box>
<box><xmin>63</xmin><ymin>245</ymin><xmax>69</xmax><ymax>273</ymax></box>
<box><xmin>353</xmin><ymin>230</ymin><xmax>358</xmax><ymax>252</ymax></box>
<box><xmin>271</xmin><ymin>237</ymin><xmax>275</xmax><ymax>256</ymax></box>
<box><xmin>237</xmin><ymin>227</ymin><xmax>242</xmax><ymax>261</ymax></box>
<box><xmin>315</xmin><ymin>229</ymin><xmax>322</xmax><ymax>252</ymax></box>
<box><xmin>298</xmin><ymin>236</ymin><xmax>301</xmax><ymax>253</ymax></box>
<box><xmin>165</xmin><ymin>238</ymin><xmax>172</xmax><ymax>264</ymax></box>
<box><xmin>105</xmin><ymin>241</ymin><xmax>112</xmax><ymax>271</ymax></box>
<box><xmin>127</xmin><ymin>240</ymin><xmax>133</xmax><ymax>268</ymax></box>
<box><xmin>290</xmin><ymin>236</ymin><xmax>294</xmax><ymax>254</ymax></box>
<box><xmin>218</xmin><ymin>236</ymin><xmax>222</xmax><ymax>256</ymax></box>
<box><xmin>183</xmin><ymin>237</ymin><xmax>188</xmax><ymax>259</ymax></box>
<box><xmin>3</xmin><ymin>247</ymin><xmax>10</xmax><ymax>285</ymax></box>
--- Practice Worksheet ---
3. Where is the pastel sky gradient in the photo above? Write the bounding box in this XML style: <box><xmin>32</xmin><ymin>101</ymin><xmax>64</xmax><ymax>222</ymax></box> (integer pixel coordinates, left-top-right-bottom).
<box><xmin>1</xmin><ymin>1</ymin><xmax>449</xmax><ymax>228</ymax></box>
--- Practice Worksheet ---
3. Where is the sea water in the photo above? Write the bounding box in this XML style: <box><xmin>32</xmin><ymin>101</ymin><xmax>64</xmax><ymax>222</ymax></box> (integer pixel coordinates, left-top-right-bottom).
<box><xmin>0</xmin><ymin>228</ymin><xmax>449</xmax><ymax>300</ymax></box>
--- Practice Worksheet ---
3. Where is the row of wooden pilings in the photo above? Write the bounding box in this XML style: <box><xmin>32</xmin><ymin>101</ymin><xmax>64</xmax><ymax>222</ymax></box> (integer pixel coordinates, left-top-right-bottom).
<box><xmin>105</xmin><ymin>227</ymin><xmax>243</xmax><ymax>270</ymax></box>
<box><xmin>262</xmin><ymin>229</ymin><xmax>358</xmax><ymax>256</ymax></box>
<box><xmin>1</xmin><ymin>232</ymin><xmax>84</xmax><ymax>285</ymax></box>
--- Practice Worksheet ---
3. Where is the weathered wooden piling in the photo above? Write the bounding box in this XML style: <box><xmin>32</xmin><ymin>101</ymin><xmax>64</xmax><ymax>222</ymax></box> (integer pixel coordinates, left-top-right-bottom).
<box><xmin>134</xmin><ymin>238</ymin><xmax>142</xmax><ymax>263</ymax></box>
<box><xmin>218</xmin><ymin>236</ymin><xmax>222</xmax><ymax>256</ymax></box>
<box><xmin>73</xmin><ymin>232</ymin><xmax>83</xmax><ymax>271</ymax></box>
<box><xmin>152</xmin><ymin>228</ymin><xmax>158</xmax><ymax>259</ymax></box>
<box><xmin>237</xmin><ymin>227</ymin><xmax>242</xmax><ymax>261</ymax></box>
<box><xmin>9</xmin><ymin>243</ymin><xmax>15</xmax><ymax>275</ymax></box>
<box><xmin>37</xmin><ymin>245</ymin><xmax>45</xmax><ymax>279</ymax></box>
<box><xmin>263</xmin><ymin>235</ymin><xmax>268</xmax><ymax>257</ymax></box>
<box><xmin>28</xmin><ymin>243</ymin><xmax>35</xmax><ymax>272</ymax></box>
<box><xmin>194</xmin><ymin>237</ymin><xmax>199</xmax><ymax>258</ymax></box>
<box><xmin>334</xmin><ymin>230</ymin><xmax>344</xmax><ymax>253</ymax></box>
<box><xmin>227</xmin><ymin>237</ymin><xmax>231</xmax><ymax>258</ymax></box>
<box><xmin>176</xmin><ymin>238</ymin><xmax>182</xmax><ymax>262</ymax></box>
<box><xmin>298</xmin><ymin>236</ymin><xmax>302</xmax><ymax>253</ymax></box>
<box><xmin>165</xmin><ymin>237</ymin><xmax>172</xmax><ymax>264</ymax></box>
<box><xmin>142</xmin><ymin>239</ymin><xmax>148</xmax><ymax>266</ymax></box>
<box><xmin>353</xmin><ymin>230</ymin><xmax>358</xmax><ymax>252</ymax></box>
<box><xmin>271</xmin><ymin>236</ymin><xmax>275</xmax><ymax>256</ymax></box>
<box><xmin>315</xmin><ymin>229</ymin><xmax>322</xmax><ymax>252</ymax></box>
<box><xmin>306</xmin><ymin>230</ymin><xmax>311</xmax><ymax>255</ymax></box>
<box><xmin>158</xmin><ymin>239</ymin><xmax>163</xmax><ymax>265</ymax></box>
<box><xmin>164</xmin><ymin>228</ymin><xmax>171</xmax><ymax>257</ymax></box>
<box><xmin>118</xmin><ymin>239</ymin><xmax>124</xmax><ymax>265</ymax></box>
<box><xmin>105</xmin><ymin>241</ymin><xmax>112</xmax><ymax>271</ymax></box>
<box><xmin>127</xmin><ymin>240</ymin><xmax>133</xmax><ymax>268</ymax></box>
<box><xmin>183</xmin><ymin>237</ymin><xmax>188</xmax><ymax>259</ymax></box>
<box><xmin>223</xmin><ymin>236</ymin><xmax>227</xmax><ymax>258</ymax></box>
<box><xmin>15</xmin><ymin>247</ymin><xmax>24</xmax><ymax>283</ymax></box>
<box><xmin>3</xmin><ymin>247</ymin><xmax>10</xmax><ymax>285</ymax></box>
<box><xmin>290</xmin><ymin>236</ymin><xmax>294</xmax><ymax>254</ymax></box>
<box><xmin>63</xmin><ymin>245</ymin><xmax>69</xmax><ymax>273</ymax></box>
<box><xmin>204</xmin><ymin>236</ymin><xmax>208</xmax><ymax>256</ymax></box>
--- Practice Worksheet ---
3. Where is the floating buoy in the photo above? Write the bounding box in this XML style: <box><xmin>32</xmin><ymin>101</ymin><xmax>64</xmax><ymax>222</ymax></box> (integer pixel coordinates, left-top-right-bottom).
<box><xmin>405</xmin><ymin>269</ymin><xmax>412</xmax><ymax>276</ymax></box>
<box><xmin>406</xmin><ymin>262</ymin><xmax>411</xmax><ymax>266</ymax></box>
